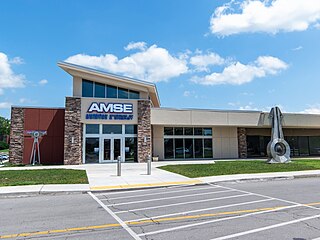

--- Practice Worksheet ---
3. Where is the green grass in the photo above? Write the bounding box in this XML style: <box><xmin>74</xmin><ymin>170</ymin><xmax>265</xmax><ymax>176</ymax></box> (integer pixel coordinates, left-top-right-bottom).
<box><xmin>158</xmin><ymin>160</ymin><xmax>320</xmax><ymax>178</ymax></box>
<box><xmin>0</xmin><ymin>169</ymin><xmax>88</xmax><ymax>187</ymax></box>
<box><xmin>0</xmin><ymin>149</ymin><xmax>8</xmax><ymax>153</ymax></box>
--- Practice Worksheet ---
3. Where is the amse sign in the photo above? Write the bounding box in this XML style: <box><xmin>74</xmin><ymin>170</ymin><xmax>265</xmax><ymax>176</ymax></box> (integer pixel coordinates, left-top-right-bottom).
<box><xmin>85</xmin><ymin>102</ymin><xmax>134</xmax><ymax>120</ymax></box>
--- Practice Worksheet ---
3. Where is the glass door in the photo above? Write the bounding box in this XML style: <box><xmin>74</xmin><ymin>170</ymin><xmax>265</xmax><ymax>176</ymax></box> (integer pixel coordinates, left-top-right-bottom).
<box><xmin>102</xmin><ymin>137</ymin><xmax>122</xmax><ymax>162</ymax></box>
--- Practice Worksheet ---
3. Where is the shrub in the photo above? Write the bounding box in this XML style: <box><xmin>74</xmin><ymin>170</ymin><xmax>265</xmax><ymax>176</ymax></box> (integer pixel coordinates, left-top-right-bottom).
<box><xmin>0</xmin><ymin>141</ymin><xmax>9</xmax><ymax>150</ymax></box>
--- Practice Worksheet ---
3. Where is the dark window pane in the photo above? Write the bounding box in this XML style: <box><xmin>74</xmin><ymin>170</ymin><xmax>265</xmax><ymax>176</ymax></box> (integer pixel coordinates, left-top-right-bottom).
<box><xmin>129</xmin><ymin>90</ymin><xmax>140</xmax><ymax>99</ymax></box>
<box><xmin>299</xmin><ymin>136</ymin><xmax>309</xmax><ymax>156</ymax></box>
<box><xmin>94</xmin><ymin>82</ymin><xmax>105</xmax><ymax>98</ymax></box>
<box><xmin>194</xmin><ymin>139</ymin><xmax>203</xmax><ymax>158</ymax></box>
<box><xmin>164</xmin><ymin>127</ymin><xmax>173</xmax><ymax>135</ymax></box>
<box><xmin>85</xmin><ymin>138</ymin><xmax>99</xmax><ymax>163</ymax></box>
<box><xmin>125</xmin><ymin>125</ymin><xmax>137</xmax><ymax>134</ymax></box>
<box><xmin>164</xmin><ymin>139</ymin><xmax>174</xmax><ymax>159</ymax></box>
<box><xmin>286</xmin><ymin>136</ymin><xmax>299</xmax><ymax>156</ymax></box>
<box><xmin>107</xmin><ymin>85</ymin><xmax>117</xmax><ymax>98</ymax></box>
<box><xmin>184</xmin><ymin>128</ymin><xmax>193</xmax><ymax>136</ymax></box>
<box><xmin>204</xmin><ymin>139</ymin><xmax>213</xmax><ymax>158</ymax></box>
<box><xmin>103</xmin><ymin>124</ymin><xmax>122</xmax><ymax>134</ymax></box>
<box><xmin>118</xmin><ymin>88</ymin><xmax>129</xmax><ymax>99</ymax></box>
<box><xmin>194</xmin><ymin>128</ymin><xmax>203</xmax><ymax>136</ymax></box>
<box><xmin>86</xmin><ymin>124</ymin><xmax>99</xmax><ymax>134</ymax></box>
<box><xmin>185</xmin><ymin>139</ymin><xmax>194</xmax><ymax>158</ymax></box>
<box><xmin>174</xmin><ymin>127</ymin><xmax>183</xmax><ymax>135</ymax></box>
<box><xmin>82</xmin><ymin>79</ymin><xmax>93</xmax><ymax>97</ymax></box>
<box><xmin>125</xmin><ymin>137</ymin><xmax>137</xmax><ymax>162</ymax></box>
<box><xmin>175</xmin><ymin>139</ymin><xmax>184</xmax><ymax>158</ymax></box>
<box><xmin>309</xmin><ymin>136</ymin><xmax>320</xmax><ymax>155</ymax></box>
<box><xmin>247</xmin><ymin>136</ymin><xmax>261</xmax><ymax>157</ymax></box>
<box><xmin>203</xmin><ymin>128</ymin><xmax>212</xmax><ymax>136</ymax></box>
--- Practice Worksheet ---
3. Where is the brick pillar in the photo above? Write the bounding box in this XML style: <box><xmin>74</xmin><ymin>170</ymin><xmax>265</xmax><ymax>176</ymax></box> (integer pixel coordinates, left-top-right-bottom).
<box><xmin>64</xmin><ymin>97</ymin><xmax>83</xmax><ymax>165</ymax></box>
<box><xmin>9</xmin><ymin>107</ymin><xmax>24</xmax><ymax>164</ymax></box>
<box><xmin>137</xmin><ymin>100</ymin><xmax>152</xmax><ymax>163</ymax></box>
<box><xmin>237</xmin><ymin>127</ymin><xmax>247</xmax><ymax>159</ymax></box>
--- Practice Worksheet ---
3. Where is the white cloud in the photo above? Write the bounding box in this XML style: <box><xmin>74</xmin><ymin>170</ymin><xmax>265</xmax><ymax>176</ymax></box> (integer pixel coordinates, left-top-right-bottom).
<box><xmin>191</xmin><ymin>56</ymin><xmax>288</xmax><ymax>85</ymax></box>
<box><xmin>292</xmin><ymin>46</ymin><xmax>303</xmax><ymax>51</ymax></box>
<box><xmin>39</xmin><ymin>79</ymin><xmax>48</xmax><ymax>85</ymax></box>
<box><xmin>66</xmin><ymin>44</ymin><xmax>188</xmax><ymax>82</ymax></box>
<box><xmin>124</xmin><ymin>41</ymin><xmax>147</xmax><ymax>51</ymax></box>
<box><xmin>210</xmin><ymin>0</ymin><xmax>320</xmax><ymax>36</ymax></box>
<box><xmin>0</xmin><ymin>52</ymin><xmax>25</xmax><ymax>89</ymax></box>
<box><xmin>0</xmin><ymin>102</ymin><xmax>12</xmax><ymax>109</ymax></box>
<box><xmin>9</xmin><ymin>56</ymin><xmax>24</xmax><ymax>65</ymax></box>
<box><xmin>190</xmin><ymin>52</ymin><xmax>225</xmax><ymax>72</ymax></box>
<box><xmin>302</xmin><ymin>105</ymin><xmax>320</xmax><ymax>114</ymax></box>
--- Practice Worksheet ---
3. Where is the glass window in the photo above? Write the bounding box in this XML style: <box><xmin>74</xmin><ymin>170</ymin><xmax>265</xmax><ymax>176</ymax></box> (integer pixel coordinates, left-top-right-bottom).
<box><xmin>194</xmin><ymin>128</ymin><xmax>203</xmax><ymax>136</ymax></box>
<box><xmin>184</xmin><ymin>139</ymin><xmax>194</xmax><ymax>158</ymax></box>
<box><xmin>118</xmin><ymin>88</ymin><xmax>129</xmax><ymax>99</ymax></box>
<box><xmin>85</xmin><ymin>138</ymin><xmax>99</xmax><ymax>163</ymax></box>
<box><xmin>204</xmin><ymin>139</ymin><xmax>213</xmax><ymax>158</ymax></box>
<box><xmin>175</xmin><ymin>139</ymin><xmax>184</xmax><ymax>158</ymax></box>
<box><xmin>94</xmin><ymin>82</ymin><xmax>105</xmax><ymax>98</ymax></box>
<box><xmin>184</xmin><ymin>128</ymin><xmax>193</xmax><ymax>136</ymax></box>
<box><xmin>203</xmin><ymin>128</ymin><xmax>212</xmax><ymax>136</ymax></box>
<box><xmin>129</xmin><ymin>90</ymin><xmax>140</xmax><ymax>99</ymax></box>
<box><xmin>164</xmin><ymin>127</ymin><xmax>173</xmax><ymax>135</ymax></box>
<box><xmin>309</xmin><ymin>136</ymin><xmax>320</xmax><ymax>155</ymax></box>
<box><xmin>125</xmin><ymin>125</ymin><xmax>137</xmax><ymax>134</ymax></box>
<box><xmin>103</xmin><ymin>124</ymin><xmax>122</xmax><ymax>134</ymax></box>
<box><xmin>125</xmin><ymin>137</ymin><xmax>137</xmax><ymax>162</ymax></box>
<box><xmin>286</xmin><ymin>136</ymin><xmax>299</xmax><ymax>157</ymax></box>
<box><xmin>82</xmin><ymin>79</ymin><xmax>93</xmax><ymax>97</ymax></box>
<box><xmin>299</xmin><ymin>136</ymin><xmax>309</xmax><ymax>156</ymax></box>
<box><xmin>107</xmin><ymin>85</ymin><xmax>117</xmax><ymax>98</ymax></box>
<box><xmin>86</xmin><ymin>124</ymin><xmax>99</xmax><ymax>134</ymax></box>
<box><xmin>164</xmin><ymin>139</ymin><xmax>174</xmax><ymax>159</ymax></box>
<box><xmin>174</xmin><ymin>127</ymin><xmax>183</xmax><ymax>135</ymax></box>
<box><xmin>194</xmin><ymin>139</ymin><xmax>203</xmax><ymax>158</ymax></box>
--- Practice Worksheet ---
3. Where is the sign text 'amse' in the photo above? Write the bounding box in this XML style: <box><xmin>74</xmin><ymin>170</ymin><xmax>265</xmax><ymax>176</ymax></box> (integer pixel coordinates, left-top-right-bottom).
<box><xmin>86</xmin><ymin>102</ymin><xmax>134</xmax><ymax>120</ymax></box>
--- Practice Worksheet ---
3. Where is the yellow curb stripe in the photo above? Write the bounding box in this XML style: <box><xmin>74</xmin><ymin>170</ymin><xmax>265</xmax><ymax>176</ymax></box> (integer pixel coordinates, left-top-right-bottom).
<box><xmin>90</xmin><ymin>180</ymin><xmax>202</xmax><ymax>191</ymax></box>
<box><xmin>1</xmin><ymin>201</ymin><xmax>320</xmax><ymax>239</ymax></box>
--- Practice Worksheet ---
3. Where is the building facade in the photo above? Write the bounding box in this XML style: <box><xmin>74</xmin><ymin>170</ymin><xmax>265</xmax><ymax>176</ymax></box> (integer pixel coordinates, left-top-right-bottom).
<box><xmin>9</xmin><ymin>62</ymin><xmax>320</xmax><ymax>165</ymax></box>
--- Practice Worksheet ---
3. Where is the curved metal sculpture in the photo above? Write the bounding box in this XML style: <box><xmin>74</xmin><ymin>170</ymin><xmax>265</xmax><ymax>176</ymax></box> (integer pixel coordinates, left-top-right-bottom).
<box><xmin>267</xmin><ymin>107</ymin><xmax>291</xmax><ymax>163</ymax></box>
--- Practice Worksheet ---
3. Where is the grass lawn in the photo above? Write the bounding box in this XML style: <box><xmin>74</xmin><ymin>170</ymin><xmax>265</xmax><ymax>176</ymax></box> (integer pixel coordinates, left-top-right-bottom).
<box><xmin>0</xmin><ymin>149</ymin><xmax>9</xmax><ymax>153</ymax></box>
<box><xmin>158</xmin><ymin>160</ymin><xmax>320</xmax><ymax>178</ymax></box>
<box><xmin>0</xmin><ymin>169</ymin><xmax>88</xmax><ymax>187</ymax></box>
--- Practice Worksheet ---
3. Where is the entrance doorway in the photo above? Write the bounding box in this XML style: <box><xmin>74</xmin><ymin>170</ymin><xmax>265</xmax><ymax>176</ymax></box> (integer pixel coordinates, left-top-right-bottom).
<box><xmin>102</xmin><ymin>137</ymin><xmax>122</xmax><ymax>162</ymax></box>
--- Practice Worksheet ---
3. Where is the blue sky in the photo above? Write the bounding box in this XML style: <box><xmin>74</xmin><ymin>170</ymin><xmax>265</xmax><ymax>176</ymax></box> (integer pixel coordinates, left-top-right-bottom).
<box><xmin>1</xmin><ymin>0</ymin><xmax>320</xmax><ymax>119</ymax></box>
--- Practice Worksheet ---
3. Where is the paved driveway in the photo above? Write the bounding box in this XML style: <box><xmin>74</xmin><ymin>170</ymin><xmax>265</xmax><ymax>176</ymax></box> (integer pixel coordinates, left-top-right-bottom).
<box><xmin>1</xmin><ymin>178</ymin><xmax>320</xmax><ymax>239</ymax></box>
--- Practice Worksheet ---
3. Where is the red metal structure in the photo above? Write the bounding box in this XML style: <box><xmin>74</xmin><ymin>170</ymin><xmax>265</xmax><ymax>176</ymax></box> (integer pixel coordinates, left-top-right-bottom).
<box><xmin>23</xmin><ymin>108</ymin><xmax>65</xmax><ymax>165</ymax></box>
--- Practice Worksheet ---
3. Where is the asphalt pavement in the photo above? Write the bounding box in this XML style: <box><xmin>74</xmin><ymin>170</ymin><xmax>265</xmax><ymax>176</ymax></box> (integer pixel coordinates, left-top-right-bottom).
<box><xmin>1</xmin><ymin>178</ymin><xmax>320</xmax><ymax>240</ymax></box>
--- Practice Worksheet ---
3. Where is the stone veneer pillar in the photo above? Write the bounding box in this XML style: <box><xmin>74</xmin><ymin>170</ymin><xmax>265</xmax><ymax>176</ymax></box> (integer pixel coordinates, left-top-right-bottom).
<box><xmin>64</xmin><ymin>97</ymin><xmax>83</xmax><ymax>165</ymax></box>
<box><xmin>237</xmin><ymin>127</ymin><xmax>247</xmax><ymax>159</ymax></box>
<box><xmin>9</xmin><ymin>107</ymin><xmax>25</xmax><ymax>164</ymax></box>
<box><xmin>137</xmin><ymin>100</ymin><xmax>152</xmax><ymax>163</ymax></box>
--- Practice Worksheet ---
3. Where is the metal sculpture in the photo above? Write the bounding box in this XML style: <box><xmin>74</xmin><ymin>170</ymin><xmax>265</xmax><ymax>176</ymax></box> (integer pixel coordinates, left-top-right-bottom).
<box><xmin>267</xmin><ymin>107</ymin><xmax>291</xmax><ymax>163</ymax></box>
<box><xmin>25</xmin><ymin>130</ymin><xmax>47</xmax><ymax>165</ymax></box>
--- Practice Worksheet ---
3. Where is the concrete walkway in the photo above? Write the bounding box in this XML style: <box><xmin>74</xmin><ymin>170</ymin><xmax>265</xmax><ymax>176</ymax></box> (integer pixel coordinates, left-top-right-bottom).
<box><xmin>1</xmin><ymin>160</ymin><xmax>320</xmax><ymax>194</ymax></box>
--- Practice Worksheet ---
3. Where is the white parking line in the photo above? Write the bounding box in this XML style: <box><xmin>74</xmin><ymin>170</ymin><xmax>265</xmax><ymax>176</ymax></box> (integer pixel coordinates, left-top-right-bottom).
<box><xmin>103</xmin><ymin>185</ymin><xmax>220</xmax><ymax>200</ymax></box>
<box><xmin>105</xmin><ymin>189</ymin><xmax>234</xmax><ymax>206</ymax></box>
<box><xmin>137</xmin><ymin>204</ymin><xmax>300</xmax><ymax>237</ymax></box>
<box><xmin>94</xmin><ymin>183</ymin><xmax>202</xmax><ymax>196</ymax></box>
<box><xmin>210</xmin><ymin>213</ymin><xmax>320</xmax><ymax>240</ymax></box>
<box><xmin>88</xmin><ymin>192</ymin><xmax>142</xmax><ymax>240</ymax></box>
<box><xmin>114</xmin><ymin>193</ymin><xmax>253</xmax><ymax>214</ymax></box>
<box><xmin>214</xmin><ymin>183</ymin><xmax>320</xmax><ymax>211</ymax></box>
<box><xmin>129</xmin><ymin>198</ymin><xmax>274</xmax><ymax>222</ymax></box>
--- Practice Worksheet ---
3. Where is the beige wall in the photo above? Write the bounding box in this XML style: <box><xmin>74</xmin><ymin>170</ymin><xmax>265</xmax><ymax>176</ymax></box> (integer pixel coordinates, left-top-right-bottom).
<box><xmin>152</xmin><ymin>125</ymin><xmax>238</xmax><ymax>160</ymax></box>
<box><xmin>151</xmin><ymin>108</ymin><xmax>320</xmax><ymax>128</ymax></box>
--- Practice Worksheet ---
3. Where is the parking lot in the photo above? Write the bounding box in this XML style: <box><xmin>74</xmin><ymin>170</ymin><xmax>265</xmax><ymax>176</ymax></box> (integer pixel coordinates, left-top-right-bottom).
<box><xmin>1</xmin><ymin>178</ymin><xmax>320</xmax><ymax>239</ymax></box>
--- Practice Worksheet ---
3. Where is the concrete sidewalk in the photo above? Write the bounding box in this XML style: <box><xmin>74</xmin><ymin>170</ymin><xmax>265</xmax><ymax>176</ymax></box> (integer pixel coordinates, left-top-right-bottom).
<box><xmin>1</xmin><ymin>160</ymin><xmax>320</xmax><ymax>194</ymax></box>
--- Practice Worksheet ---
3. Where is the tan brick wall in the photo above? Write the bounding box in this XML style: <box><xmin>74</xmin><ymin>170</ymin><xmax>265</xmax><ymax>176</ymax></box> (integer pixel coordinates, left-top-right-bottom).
<box><xmin>137</xmin><ymin>100</ymin><xmax>152</xmax><ymax>162</ymax></box>
<box><xmin>64</xmin><ymin>97</ymin><xmax>83</xmax><ymax>165</ymax></box>
<box><xmin>9</xmin><ymin>107</ymin><xmax>24</xmax><ymax>164</ymax></box>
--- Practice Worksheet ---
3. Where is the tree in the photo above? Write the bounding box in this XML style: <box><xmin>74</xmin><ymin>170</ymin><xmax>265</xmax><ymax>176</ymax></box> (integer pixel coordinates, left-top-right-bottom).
<box><xmin>0</xmin><ymin>116</ymin><xmax>10</xmax><ymax>136</ymax></box>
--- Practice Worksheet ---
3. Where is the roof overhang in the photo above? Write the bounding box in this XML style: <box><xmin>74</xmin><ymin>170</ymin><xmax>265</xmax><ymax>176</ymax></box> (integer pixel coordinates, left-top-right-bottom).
<box><xmin>57</xmin><ymin>61</ymin><xmax>160</xmax><ymax>107</ymax></box>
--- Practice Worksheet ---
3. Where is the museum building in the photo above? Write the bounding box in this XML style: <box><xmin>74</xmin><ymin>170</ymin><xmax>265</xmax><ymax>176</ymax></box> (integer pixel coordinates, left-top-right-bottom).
<box><xmin>9</xmin><ymin>62</ymin><xmax>320</xmax><ymax>165</ymax></box>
